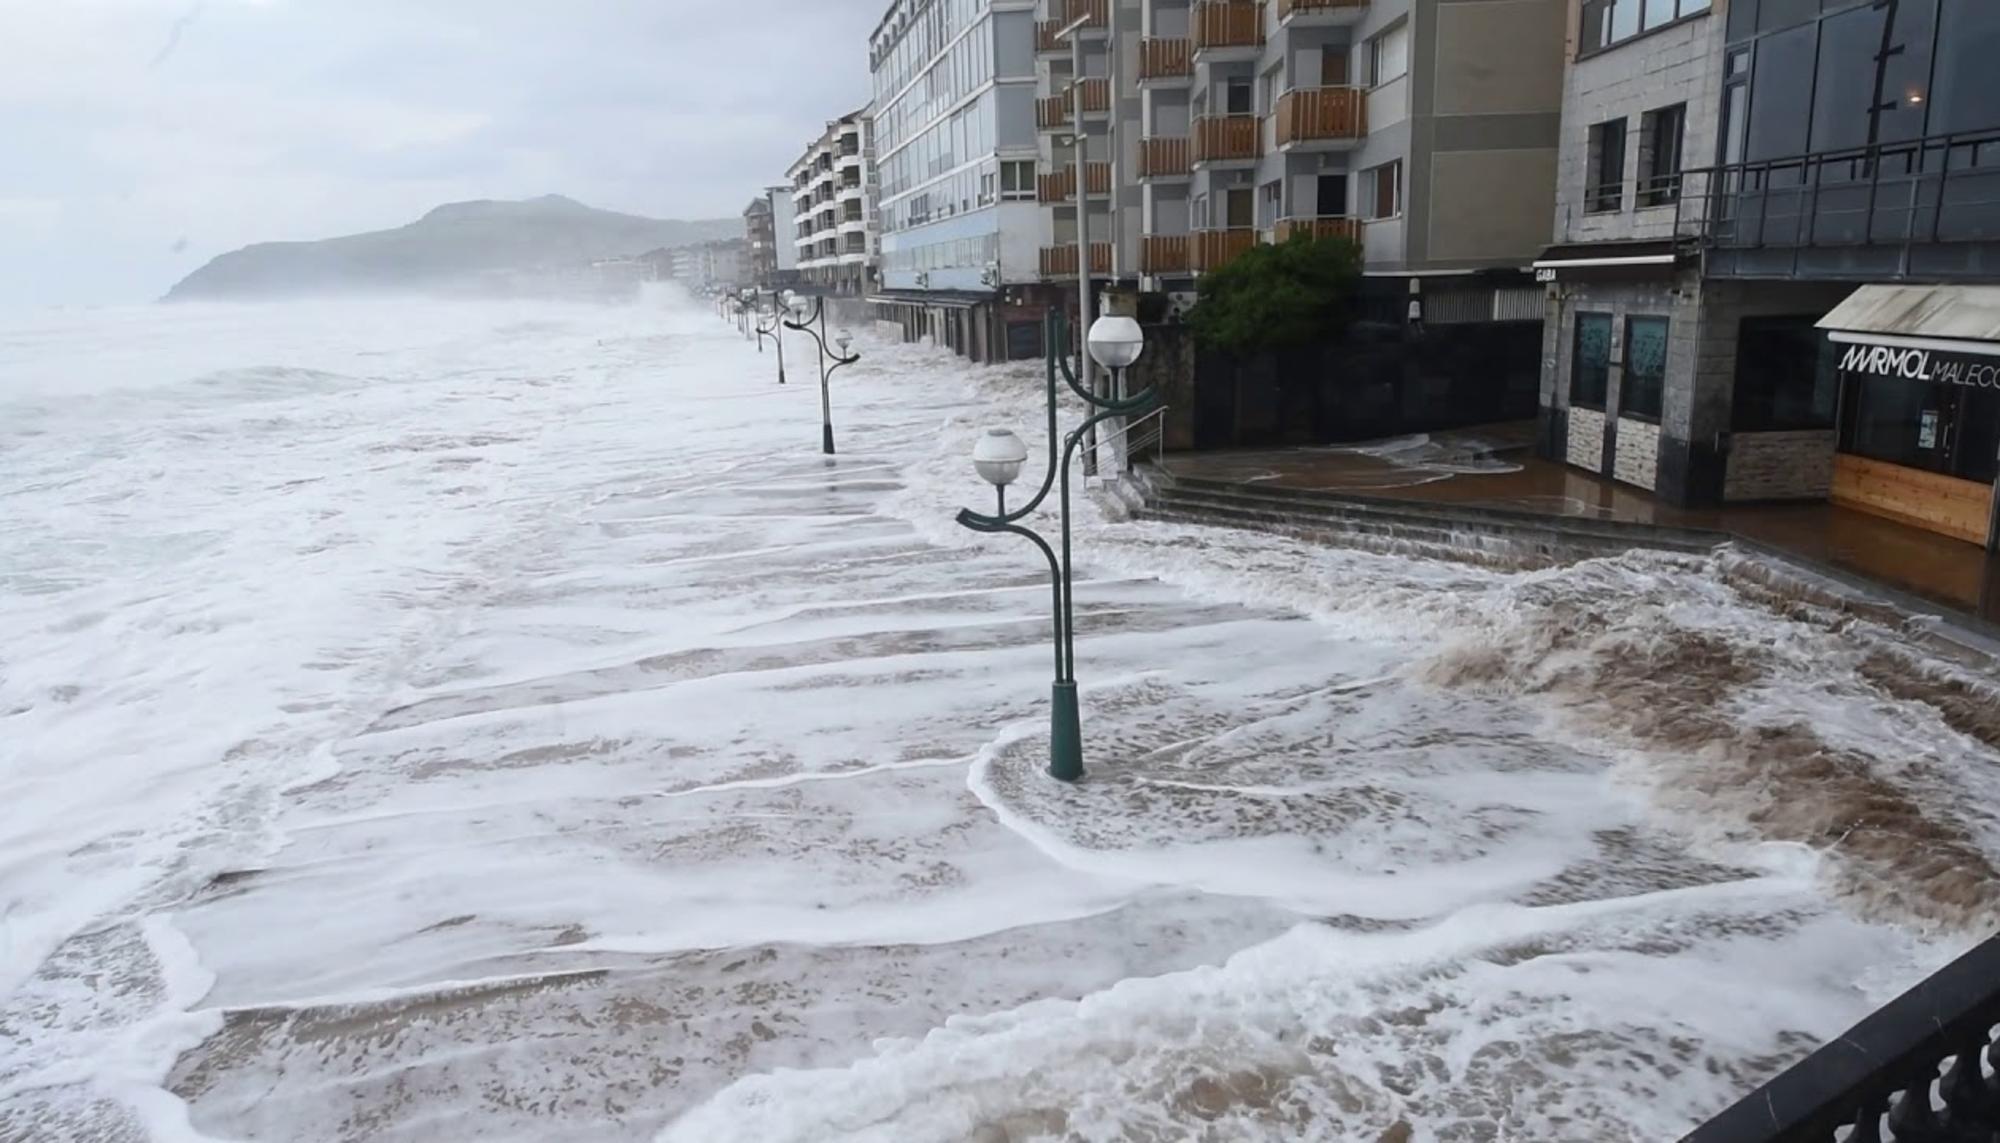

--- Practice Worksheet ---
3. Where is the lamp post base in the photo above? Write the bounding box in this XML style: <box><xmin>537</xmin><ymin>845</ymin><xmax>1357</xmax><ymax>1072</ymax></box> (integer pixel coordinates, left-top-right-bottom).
<box><xmin>822</xmin><ymin>423</ymin><xmax>836</xmax><ymax>455</ymax></box>
<box><xmin>1049</xmin><ymin>681</ymin><xmax>1083</xmax><ymax>782</ymax></box>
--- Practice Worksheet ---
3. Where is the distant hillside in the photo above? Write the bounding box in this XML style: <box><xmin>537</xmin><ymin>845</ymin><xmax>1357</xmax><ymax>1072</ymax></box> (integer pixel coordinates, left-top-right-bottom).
<box><xmin>164</xmin><ymin>196</ymin><xmax>739</xmax><ymax>301</ymax></box>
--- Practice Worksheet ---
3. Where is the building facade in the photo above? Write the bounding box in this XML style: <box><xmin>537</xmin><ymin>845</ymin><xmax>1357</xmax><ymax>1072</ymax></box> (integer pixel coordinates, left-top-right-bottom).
<box><xmin>1537</xmin><ymin>0</ymin><xmax>2000</xmax><ymax>548</ymax></box>
<box><xmin>1120</xmin><ymin>0</ymin><xmax>1565</xmax><ymax>306</ymax></box>
<box><xmin>743</xmin><ymin>188</ymin><xmax>801</xmax><ymax>288</ymax></box>
<box><xmin>867</xmin><ymin>0</ymin><xmax>1052</xmax><ymax>361</ymax></box>
<box><xmin>787</xmin><ymin>109</ymin><xmax>880</xmax><ymax>296</ymax></box>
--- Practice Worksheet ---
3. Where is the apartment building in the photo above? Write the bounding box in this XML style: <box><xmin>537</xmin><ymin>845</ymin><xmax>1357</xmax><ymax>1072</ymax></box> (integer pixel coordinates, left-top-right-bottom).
<box><xmin>743</xmin><ymin>187</ymin><xmax>800</xmax><ymax>288</ymax></box>
<box><xmin>787</xmin><ymin>108</ymin><xmax>879</xmax><ymax>297</ymax></box>
<box><xmin>1536</xmin><ymin>0</ymin><xmax>2000</xmax><ymax>549</ymax></box>
<box><xmin>1111</xmin><ymin>0</ymin><xmax>1564</xmax><ymax>313</ymax></box>
<box><xmin>867</xmin><ymin>0</ymin><xmax>1051</xmax><ymax>361</ymax></box>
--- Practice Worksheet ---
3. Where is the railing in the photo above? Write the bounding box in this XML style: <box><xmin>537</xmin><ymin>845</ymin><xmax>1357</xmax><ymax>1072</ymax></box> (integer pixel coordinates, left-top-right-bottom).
<box><xmin>1275</xmin><ymin>87</ymin><xmax>1366</xmax><ymax>145</ymax></box>
<box><xmin>1141</xmin><ymin>234</ymin><xmax>1192</xmax><ymax>273</ymax></box>
<box><xmin>1674</xmin><ymin>128</ymin><xmax>2000</xmax><ymax>275</ymax></box>
<box><xmin>1040</xmin><ymin>243</ymin><xmax>1113</xmax><ymax>277</ymax></box>
<box><xmin>1587</xmin><ymin>180</ymin><xmax>1624</xmax><ymax>213</ymax></box>
<box><xmin>1193</xmin><ymin>0</ymin><xmax>1264</xmax><ymax>50</ymax></box>
<box><xmin>1036</xmin><ymin>163</ymin><xmax>1112</xmax><ymax>202</ymax></box>
<box><xmin>1039</xmin><ymin>79</ymin><xmax>1110</xmax><ymax>128</ymax></box>
<box><xmin>1193</xmin><ymin>115</ymin><xmax>1261</xmax><ymax>162</ymax></box>
<box><xmin>1273</xmin><ymin>216</ymin><xmax>1360</xmax><ymax>243</ymax></box>
<box><xmin>1192</xmin><ymin>228</ymin><xmax>1260</xmax><ymax>271</ymax></box>
<box><xmin>1140</xmin><ymin>136</ymin><xmax>1192</xmax><ymax>178</ymax></box>
<box><xmin>1037</xmin><ymin>0</ymin><xmax>1107</xmax><ymax>50</ymax></box>
<box><xmin>1682</xmin><ymin>933</ymin><xmax>2000</xmax><ymax>1142</ymax></box>
<box><xmin>1094</xmin><ymin>404</ymin><xmax>1172</xmax><ymax>470</ymax></box>
<box><xmin>1277</xmin><ymin>0</ymin><xmax>1368</xmax><ymax>16</ymax></box>
<box><xmin>1139</xmin><ymin>37</ymin><xmax>1193</xmax><ymax>81</ymax></box>
<box><xmin>1037</xmin><ymin>95</ymin><xmax>1070</xmax><ymax>129</ymax></box>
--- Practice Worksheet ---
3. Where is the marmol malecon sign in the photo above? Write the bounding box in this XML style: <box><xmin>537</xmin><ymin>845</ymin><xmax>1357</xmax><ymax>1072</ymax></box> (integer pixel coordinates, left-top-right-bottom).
<box><xmin>1838</xmin><ymin>341</ymin><xmax>2000</xmax><ymax>389</ymax></box>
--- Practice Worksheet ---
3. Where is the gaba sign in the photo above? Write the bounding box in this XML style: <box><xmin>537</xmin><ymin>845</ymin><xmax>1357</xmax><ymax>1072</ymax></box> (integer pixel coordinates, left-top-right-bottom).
<box><xmin>1838</xmin><ymin>341</ymin><xmax>2000</xmax><ymax>390</ymax></box>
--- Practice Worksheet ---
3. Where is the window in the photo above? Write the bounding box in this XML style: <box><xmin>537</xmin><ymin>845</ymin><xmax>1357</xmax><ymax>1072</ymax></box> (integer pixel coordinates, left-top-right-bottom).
<box><xmin>1587</xmin><ymin>118</ymin><xmax>1627</xmax><ymax>213</ymax></box>
<box><xmin>1621</xmin><ymin>316</ymin><xmax>1669</xmax><ymax>422</ymax></box>
<box><xmin>1224</xmin><ymin>186</ymin><xmax>1253</xmax><ymax>229</ymax></box>
<box><xmin>1226</xmin><ymin>78</ymin><xmax>1252</xmax><ymax>116</ymax></box>
<box><xmin>1638</xmin><ymin>104</ymin><xmax>1684</xmax><ymax>207</ymax></box>
<box><xmin>1572</xmin><ymin>313</ymin><xmax>1612</xmax><ymax>409</ymax></box>
<box><xmin>1580</xmin><ymin>0</ymin><xmax>1709</xmax><ymax>54</ymax></box>
<box><xmin>1000</xmin><ymin>160</ymin><xmax>1036</xmax><ymax>200</ymax></box>
<box><xmin>1362</xmin><ymin>160</ymin><xmax>1401</xmax><ymax>220</ymax></box>
<box><xmin>1258</xmin><ymin>180</ymin><xmax>1282</xmax><ymax>228</ymax></box>
<box><xmin>1367</xmin><ymin>23</ymin><xmax>1407</xmax><ymax>86</ymax></box>
<box><xmin>1731</xmin><ymin>317</ymin><xmax>1836</xmax><ymax>432</ymax></box>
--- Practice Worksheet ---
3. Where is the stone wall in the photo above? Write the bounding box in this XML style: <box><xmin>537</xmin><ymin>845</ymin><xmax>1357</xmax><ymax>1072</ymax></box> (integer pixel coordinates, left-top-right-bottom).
<box><xmin>1567</xmin><ymin>405</ymin><xmax>1606</xmax><ymax>472</ymax></box>
<box><xmin>1723</xmin><ymin>430</ymin><xmax>1837</xmax><ymax>501</ymax></box>
<box><xmin>1613</xmin><ymin>416</ymin><xmax>1660</xmax><ymax>490</ymax></box>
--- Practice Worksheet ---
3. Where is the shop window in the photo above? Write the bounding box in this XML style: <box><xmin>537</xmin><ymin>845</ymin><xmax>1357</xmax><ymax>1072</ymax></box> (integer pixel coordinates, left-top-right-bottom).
<box><xmin>1639</xmin><ymin>104</ymin><xmax>1684</xmax><ymax>207</ymax></box>
<box><xmin>1622</xmin><ymin>316</ymin><xmax>1670</xmax><ymax>422</ymax></box>
<box><xmin>1587</xmin><ymin>119</ymin><xmax>1627</xmax><ymax>213</ymax></box>
<box><xmin>1730</xmin><ymin>317</ymin><xmax>1835</xmax><ymax>432</ymax></box>
<box><xmin>1571</xmin><ymin>313</ymin><xmax>1612</xmax><ymax>410</ymax></box>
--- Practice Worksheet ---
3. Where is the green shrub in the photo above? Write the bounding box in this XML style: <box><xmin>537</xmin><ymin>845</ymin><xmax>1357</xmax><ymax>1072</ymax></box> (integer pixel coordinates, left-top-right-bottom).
<box><xmin>1186</xmin><ymin>235</ymin><xmax>1361</xmax><ymax>355</ymax></box>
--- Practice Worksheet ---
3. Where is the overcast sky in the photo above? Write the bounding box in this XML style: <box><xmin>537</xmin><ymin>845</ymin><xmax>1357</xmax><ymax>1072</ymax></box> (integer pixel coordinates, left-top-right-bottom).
<box><xmin>0</xmin><ymin>0</ymin><xmax>883</xmax><ymax>306</ymax></box>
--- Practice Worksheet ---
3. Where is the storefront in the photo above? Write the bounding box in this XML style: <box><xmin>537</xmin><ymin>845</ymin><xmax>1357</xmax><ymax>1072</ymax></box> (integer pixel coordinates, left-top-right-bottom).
<box><xmin>1819</xmin><ymin>285</ymin><xmax>2000</xmax><ymax>549</ymax></box>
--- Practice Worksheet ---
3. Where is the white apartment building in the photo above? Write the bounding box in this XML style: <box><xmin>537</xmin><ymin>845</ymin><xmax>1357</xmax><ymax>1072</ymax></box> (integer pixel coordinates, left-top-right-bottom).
<box><xmin>787</xmin><ymin>108</ymin><xmax>879</xmax><ymax>296</ymax></box>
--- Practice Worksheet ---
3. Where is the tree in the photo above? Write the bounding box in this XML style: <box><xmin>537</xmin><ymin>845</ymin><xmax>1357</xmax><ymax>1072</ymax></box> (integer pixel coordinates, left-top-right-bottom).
<box><xmin>1186</xmin><ymin>234</ymin><xmax>1361</xmax><ymax>355</ymax></box>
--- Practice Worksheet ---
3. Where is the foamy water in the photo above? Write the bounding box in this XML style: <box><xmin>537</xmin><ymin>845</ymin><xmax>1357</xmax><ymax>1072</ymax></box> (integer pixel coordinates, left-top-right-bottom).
<box><xmin>1</xmin><ymin>289</ymin><xmax>1993</xmax><ymax>1142</ymax></box>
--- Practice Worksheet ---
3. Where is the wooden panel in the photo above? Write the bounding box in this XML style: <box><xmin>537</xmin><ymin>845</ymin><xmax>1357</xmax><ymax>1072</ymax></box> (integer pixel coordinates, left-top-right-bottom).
<box><xmin>1830</xmin><ymin>454</ymin><xmax>1993</xmax><ymax>546</ymax></box>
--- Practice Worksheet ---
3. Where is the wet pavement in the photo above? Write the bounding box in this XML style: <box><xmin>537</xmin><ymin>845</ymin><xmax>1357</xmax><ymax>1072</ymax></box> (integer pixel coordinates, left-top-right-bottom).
<box><xmin>1161</xmin><ymin>425</ymin><xmax>2000</xmax><ymax>627</ymax></box>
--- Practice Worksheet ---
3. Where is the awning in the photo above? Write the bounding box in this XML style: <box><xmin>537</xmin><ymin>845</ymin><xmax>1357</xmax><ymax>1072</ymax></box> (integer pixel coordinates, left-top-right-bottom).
<box><xmin>866</xmin><ymin>289</ymin><xmax>995</xmax><ymax>310</ymax></box>
<box><xmin>1817</xmin><ymin>284</ymin><xmax>2000</xmax><ymax>358</ymax></box>
<box><xmin>1531</xmin><ymin>238</ymin><xmax>1685</xmax><ymax>279</ymax></box>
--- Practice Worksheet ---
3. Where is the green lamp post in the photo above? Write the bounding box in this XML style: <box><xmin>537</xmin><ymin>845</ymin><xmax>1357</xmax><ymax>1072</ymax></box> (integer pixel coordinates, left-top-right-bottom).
<box><xmin>955</xmin><ymin>307</ymin><xmax>1153</xmax><ymax>782</ymax></box>
<box><xmin>753</xmin><ymin>290</ymin><xmax>788</xmax><ymax>385</ymax></box>
<box><xmin>782</xmin><ymin>291</ymin><xmax>859</xmax><ymax>456</ymax></box>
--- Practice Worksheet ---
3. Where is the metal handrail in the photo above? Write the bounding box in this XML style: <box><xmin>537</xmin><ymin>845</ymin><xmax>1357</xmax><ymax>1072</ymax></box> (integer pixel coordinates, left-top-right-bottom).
<box><xmin>1682</xmin><ymin>932</ymin><xmax>2000</xmax><ymax>1142</ymax></box>
<box><xmin>1673</xmin><ymin>128</ymin><xmax>2000</xmax><ymax>275</ymax></box>
<box><xmin>1092</xmin><ymin>404</ymin><xmax>1170</xmax><ymax>471</ymax></box>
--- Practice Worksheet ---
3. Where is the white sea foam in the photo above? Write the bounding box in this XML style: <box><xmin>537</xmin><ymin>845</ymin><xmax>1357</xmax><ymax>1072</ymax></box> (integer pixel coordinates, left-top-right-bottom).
<box><xmin>1</xmin><ymin>289</ymin><xmax>1992</xmax><ymax>1142</ymax></box>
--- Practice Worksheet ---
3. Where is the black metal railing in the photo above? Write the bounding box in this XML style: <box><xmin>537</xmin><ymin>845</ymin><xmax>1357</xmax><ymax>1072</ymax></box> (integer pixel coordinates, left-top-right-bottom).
<box><xmin>1681</xmin><ymin>933</ymin><xmax>2000</xmax><ymax>1142</ymax></box>
<box><xmin>1675</xmin><ymin>128</ymin><xmax>2000</xmax><ymax>276</ymax></box>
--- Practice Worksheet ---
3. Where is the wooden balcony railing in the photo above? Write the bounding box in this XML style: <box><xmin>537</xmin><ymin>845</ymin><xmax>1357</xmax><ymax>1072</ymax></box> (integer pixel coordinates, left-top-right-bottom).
<box><xmin>1192</xmin><ymin>228</ymin><xmax>1260</xmax><ymax>271</ymax></box>
<box><xmin>1040</xmin><ymin>243</ymin><xmax>1113</xmax><ymax>277</ymax></box>
<box><xmin>1038</xmin><ymin>80</ymin><xmax>1110</xmax><ymax>129</ymax></box>
<box><xmin>1193</xmin><ymin>115</ymin><xmax>1261</xmax><ymax>162</ymax></box>
<box><xmin>1141</xmin><ymin>234</ymin><xmax>1192</xmax><ymax>274</ymax></box>
<box><xmin>1037</xmin><ymin>0</ymin><xmax>1107</xmax><ymax>50</ymax></box>
<box><xmin>1192</xmin><ymin>1</ymin><xmax>1264</xmax><ymax>51</ymax></box>
<box><xmin>1275</xmin><ymin>87</ymin><xmax>1367</xmax><ymax>145</ymax></box>
<box><xmin>1273</xmin><ymin>216</ymin><xmax>1361</xmax><ymax>244</ymax></box>
<box><xmin>1139</xmin><ymin>136</ymin><xmax>1192</xmax><ymax>178</ymax></box>
<box><xmin>1139</xmin><ymin>37</ymin><xmax>1192</xmax><ymax>81</ymax></box>
<box><xmin>1277</xmin><ymin>0</ymin><xmax>1368</xmax><ymax>18</ymax></box>
<box><xmin>1035</xmin><ymin>163</ymin><xmax>1112</xmax><ymax>202</ymax></box>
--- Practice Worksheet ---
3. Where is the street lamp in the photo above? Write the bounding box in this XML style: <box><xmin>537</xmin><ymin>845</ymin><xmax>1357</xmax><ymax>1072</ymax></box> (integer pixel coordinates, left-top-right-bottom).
<box><xmin>750</xmin><ymin>289</ymin><xmax>788</xmax><ymax>384</ymax></box>
<box><xmin>782</xmin><ymin>294</ymin><xmax>860</xmax><ymax>456</ymax></box>
<box><xmin>954</xmin><ymin>307</ymin><xmax>1154</xmax><ymax>783</ymax></box>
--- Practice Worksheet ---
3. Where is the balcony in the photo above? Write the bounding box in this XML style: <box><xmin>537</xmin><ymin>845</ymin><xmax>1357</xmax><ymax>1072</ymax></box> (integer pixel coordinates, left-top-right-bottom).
<box><xmin>1192</xmin><ymin>0</ymin><xmax>1264</xmax><ymax>56</ymax></box>
<box><xmin>1139</xmin><ymin>37</ymin><xmax>1192</xmax><ymax>84</ymax></box>
<box><xmin>1193</xmin><ymin>115</ymin><xmax>1261</xmax><ymax>164</ymax></box>
<box><xmin>1141</xmin><ymin>234</ymin><xmax>1192</xmax><ymax>274</ymax></box>
<box><xmin>1273</xmin><ymin>215</ymin><xmax>1360</xmax><ymax>244</ymax></box>
<box><xmin>1036</xmin><ymin>79</ymin><xmax>1111</xmax><ymax>130</ymax></box>
<box><xmin>1036</xmin><ymin>163</ymin><xmax>1112</xmax><ymax>202</ymax></box>
<box><xmin>1676</xmin><ymin>129</ymin><xmax>2000</xmax><ymax>280</ymax></box>
<box><xmin>1192</xmin><ymin>228</ymin><xmax>1260</xmax><ymax>271</ymax></box>
<box><xmin>1276</xmin><ymin>0</ymin><xmax>1369</xmax><ymax>24</ymax></box>
<box><xmin>1039</xmin><ymin>242</ymin><xmax>1113</xmax><ymax>278</ymax></box>
<box><xmin>1139</xmin><ymin>136</ymin><xmax>1192</xmax><ymax>180</ymax></box>
<box><xmin>1036</xmin><ymin>0</ymin><xmax>1107</xmax><ymax>52</ymax></box>
<box><xmin>1275</xmin><ymin>87</ymin><xmax>1366</xmax><ymax>148</ymax></box>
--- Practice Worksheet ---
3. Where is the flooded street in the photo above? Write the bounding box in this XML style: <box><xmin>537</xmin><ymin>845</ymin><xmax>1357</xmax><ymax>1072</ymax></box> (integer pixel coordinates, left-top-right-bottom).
<box><xmin>3</xmin><ymin>291</ymin><xmax>1997</xmax><ymax>1142</ymax></box>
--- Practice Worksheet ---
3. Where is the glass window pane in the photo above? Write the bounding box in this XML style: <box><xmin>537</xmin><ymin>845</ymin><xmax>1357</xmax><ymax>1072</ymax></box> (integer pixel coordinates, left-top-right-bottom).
<box><xmin>1622</xmin><ymin>316</ymin><xmax>1669</xmax><ymax>421</ymax></box>
<box><xmin>1934</xmin><ymin>1</ymin><xmax>2000</xmax><ymax>136</ymax></box>
<box><xmin>1644</xmin><ymin>0</ymin><xmax>1675</xmax><ymax>30</ymax></box>
<box><xmin>1572</xmin><ymin>314</ymin><xmax>1612</xmax><ymax>408</ymax></box>
<box><xmin>1747</xmin><ymin>25</ymin><xmax>1814</xmax><ymax>162</ymax></box>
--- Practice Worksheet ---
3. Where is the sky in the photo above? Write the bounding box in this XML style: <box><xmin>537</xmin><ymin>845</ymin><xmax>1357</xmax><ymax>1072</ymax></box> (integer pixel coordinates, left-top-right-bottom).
<box><xmin>0</xmin><ymin>0</ymin><xmax>883</xmax><ymax>306</ymax></box>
